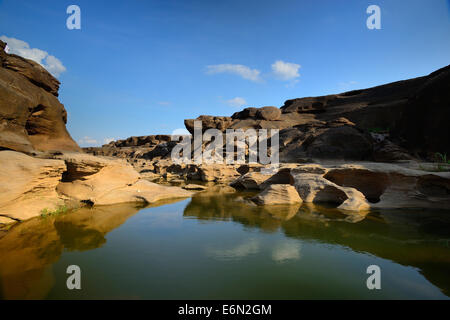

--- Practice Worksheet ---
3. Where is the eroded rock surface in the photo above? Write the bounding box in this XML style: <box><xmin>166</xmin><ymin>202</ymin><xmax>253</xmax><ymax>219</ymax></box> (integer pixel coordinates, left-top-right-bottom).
<box><xmin>0</xmin><ymin>151</ymin><xmax>193</xmax><ymax>222</ymax></box>
<box><xmin>0</xmin><ymin>40</ymin><xmax>80</xmax><ymax>153</ymax></box>
<box><xmin>251</xmin><ymin>184</ymin><xmax>302</xmax><ymax>205</ymax></box>
<box><xmin>0</xmin><ymin>151</ymin><xmax>66</xmax><ymax>222</ymax></box>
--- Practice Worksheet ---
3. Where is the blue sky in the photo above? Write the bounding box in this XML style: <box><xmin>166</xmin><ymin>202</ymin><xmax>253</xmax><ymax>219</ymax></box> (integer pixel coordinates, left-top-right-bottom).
<box><xmin>1</xmin><ymin>0</ymin><xmax>449</xmax><ymax>146</ymax></box>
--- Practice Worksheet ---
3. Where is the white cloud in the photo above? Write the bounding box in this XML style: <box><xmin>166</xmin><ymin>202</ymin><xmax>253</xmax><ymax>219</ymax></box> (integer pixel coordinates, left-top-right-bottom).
<box><xmin>272</xmin><ymin>241</ymin><xmax>301</xmax><ymax>263</ymax></box>
<box><xmin>206</xmin><ymin>64</ymin><xmax>261</xmax><ymax>82</ymax></box>
<box><xmin>103</xmin><ymin>137</ymin><xmax>115</xmax><ymax>144</ymax></box>
<box><xmin>44</xmin><ymin>55</ymin><xmax>66</xmax><ymax>77</ymax></box>
<box><xmin>206</xmin><ymin>238</ymin><xmax>260</xmax><ymax>260</ymax></box>
<box><xmin>158</xmin><ymin>101</ymin><xmax>171</xmax><ymax>106</ymax></box>
<box><xmin>0</xmin><ymin>35</ymin><xmax>66</xmax><ymax>77</ymax></box>
<box><xmin>171</xmin><ymin>128</ymin><xmax>190</xmax><ymax>136</ymax></box>
<box><xmin>78</xmin><ymin>136</ymin><xmax>98</xmax><ymax>146</ymax></box>
<box><xmin>271</xmin><ymin>60</ymin><xmax>301</xmax><ymax>81</ymax></box>
<box><xmin>226</xmin><ymin>97</ymin><xmax>247</xmax><ymax>108</ymax></box>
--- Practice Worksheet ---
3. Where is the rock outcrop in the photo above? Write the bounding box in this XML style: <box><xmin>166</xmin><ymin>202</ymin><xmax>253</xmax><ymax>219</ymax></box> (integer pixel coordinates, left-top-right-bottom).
<box><xmin>231</xmin><ymin>162</ymin><xmax>450</xmax><ymax>214</ymax></box>
<box><xmin>251</xmin><ymin>184</ymin><xmax>302</xmax><ymax>205</ymax></box>
<box><xmin>179</xmin><ymin>64</ymin><xmax>450</xmax><ymax>161</ymax></box>
<box><xmin>0</xmin><ymin>151</ymin><xmax>67</xmax><ymax>223</ymax></box>
<box><xmin>0</xmin><ymin>151</ymin><xmax>193</xmax><ymax>223</ymax></box>
<box><xmin>0</xmin><ymin>40</ymin><xmax>80</xmax><ymax>153</ymax></box>
<box><xmin>0</xmin><ymin>41</ymin><xmax>194</xmax><ymax>225</ymax></box>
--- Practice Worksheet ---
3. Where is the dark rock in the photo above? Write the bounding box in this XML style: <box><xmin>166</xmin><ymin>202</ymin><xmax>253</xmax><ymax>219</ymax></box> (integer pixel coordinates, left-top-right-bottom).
<box><xmin>232</xmin><ymin>107</ymin><xmax>258</xmax><ymax>119</ymax></box>
<box><xmin>184</xmin><ymin>115</ymin><xmax>233</xmax><ymax>134</ymax></box>
<box><xmin>256</xmin><ymin>106</ymin><xmax>281</xmax><ymax>120</ymax></box>
<box><xmin>392</xmin><ymin>65</ymin><xmax>450</xmax><ymax>157</ymax></box>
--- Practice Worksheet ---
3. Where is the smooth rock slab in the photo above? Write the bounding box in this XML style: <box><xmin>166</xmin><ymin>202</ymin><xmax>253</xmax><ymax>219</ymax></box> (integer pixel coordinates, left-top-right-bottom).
<box><xmin>252</xmin><ymin>184</ymin><xmax>303</xmax><ymax>206</ymax></box>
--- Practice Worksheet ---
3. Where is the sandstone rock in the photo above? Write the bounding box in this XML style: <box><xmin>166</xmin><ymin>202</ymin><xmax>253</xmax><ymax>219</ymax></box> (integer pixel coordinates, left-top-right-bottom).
<box><xmin>0</xmin><ymin>41</ymin><xmax>80</xmax><ymax>153</ymax></box>
<box><xmin>256</xmin><ymin>106</ymin><xmax>281</xmax><ymax>120</ymax></box>
<box><xmin>291</xmin><ymin>172</ymin><xmax>370</xmax><ymax>212</ymax></box>
<box><xmin>281</xmin><ymin>96</ymin><xmax>332</xmax><ymax>114</ymax></box>
<box><xmin>323</xmin><ymin>163</ymin><xmax>450</xmax><ymax>210</ymax></box>
<box><xmin>0</xmin><ymin>151</ymin><xmax>66</xmax><ymax>222</ymax></box>
<box><xmin>197</xmin><ymin>164</ymin><xmax>241</xmax><ymax>182</ymax></box>
<box><xmin>0</xmin><ymin>40</ymin><xmax>60</xmax><ymax>96</ymax></box>
<box><xmin>231</xmin><ymin>107</ymin><xmax>258</xmax><ymax>119</ymax></box>
<box><xmin>279</xmin><ymin>118</ymin><xmax>373</xmax><ymax>161</ymax></box>
<box><xmin>251</xmin><ymin>184</ymin><xmax>302</xmax><ymax>205</ymax></box>
<box><xmin>230</xmin><ymin>171</ymin><xmax>270</xmax><ymax>189</ymax></box>
<box><xmin>305</xmin><ymin>126</ymin><xmax>373</xmax><ymax>160</ymax></box>
<box><xmin>184</xmin><ymin>115</ymin><xmax>233</xmax><ymax>134</ymax></box>
<box><xmin>55</xmin><ymin>153</ymin><xmax>192</xmax><ymax>205</ymax></box>
<box><xmin>392</xmin><ymin>65</ymin><xmax>450</xmax><ymax>157</ymax></box>
<box><xmin>183</xmin><ymin>184</ymin><xmax>208</xmax><ymax>190</ymax></box>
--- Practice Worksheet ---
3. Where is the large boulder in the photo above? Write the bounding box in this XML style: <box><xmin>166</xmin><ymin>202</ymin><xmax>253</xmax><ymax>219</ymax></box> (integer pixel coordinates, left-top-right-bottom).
<box><xmin>232</xmin><ymin>106</ymin><xmax>281</xmax><ymax>121</ymax></box>
<box><xmin>0</xmin><ymin>151</ymin><xmax>67</xmax><ymax>223</ymax></box>
<box><xmin>0</xmin><ymin>40</ymin><xmax>80</xmax><ymax>153</ymax></box>
<box><xmin>279</xmin><ymin>118</ymin><xmax>374</xmax><ymax>161</ymax></box>
<box><xmin>251</xmin><ymin>184</ymin><xmax>302</xmax><ymax>205</ymax></box>
<box><xmin>256</xmin><ymin>106</ymin><xmax>281</xmax><ymax>120</ymax></box>
<box><xmin>0</xmin><ymin>40</ymin><xmax>60</xmax><ymax>96</ymax></box>
<box><xmin>184</xmin><ymin>115</ymin><xmax>233</xmax><ymax>134</ymax></box>
<box><xmin>0</xmin><ymin>151</ymin><xmax>193</xmax><ymax>223</ymax></box>
<box><xmin>55</xmin><ymin>153</ymin><xmax>193</xmax><ymax>205</ymax></box>
<box><xmin>291</xmin><ymin>172</ymin><xmax>370</xmax><ymax>212</ymax></box>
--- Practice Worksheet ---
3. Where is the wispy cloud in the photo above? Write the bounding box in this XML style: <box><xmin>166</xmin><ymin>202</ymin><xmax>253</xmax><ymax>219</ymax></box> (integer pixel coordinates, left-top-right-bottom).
<box><xmin>78</xmin><ymin>136</ymin><xmax>98</xmax><ymax>146</ymax></box>
<box><xmin>171</xmin><ymin>128</ymin><xmax>190</xmax><ymax>136</ymax></box>
<box><xmin>226</xmin><ymin>96</ymin><xmax>247</xmax><ymax>108</ymax></box>
<box><xmin>206</xmin><ymin>64</ymin><xmax>261</xmax><ymax>82</ymax></box>
<box><xmin>0</xmin><ymin>35</ymin><xmax>66</xmax><ymax>77</ymax></box>
<box><xmin>206</xmin><ymin>238</ymin><xmax>260</xmax><ymax>260</ymax></box>
<box><xmin>271</xmin><ymin>60</ymin><xmax>301</xmax><ymax>81</ymax></box>
<box><xmin>158</xmin><ymin>101</ymin><xmax>171</xmax><ymax>106</ymax></box>
<box><xmin>272</xmin><ymin>241</ymin><xmax>301</xmax><ymax>263</ymax></box>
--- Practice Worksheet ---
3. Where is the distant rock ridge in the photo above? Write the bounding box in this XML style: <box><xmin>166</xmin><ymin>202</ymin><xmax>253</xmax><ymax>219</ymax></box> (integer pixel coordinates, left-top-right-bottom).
<box><xmin>89</xmin><ymin>64</ymin><xmax>450</xmax><ymax>163</ymax></box>
<box><xmin>180</xmin><ymin>64</ymin><xmax>450</xmax><ymax>159</ymax></box>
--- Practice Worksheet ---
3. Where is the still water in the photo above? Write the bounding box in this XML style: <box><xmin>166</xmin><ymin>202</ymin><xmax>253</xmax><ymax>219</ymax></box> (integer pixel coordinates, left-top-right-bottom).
<box><xmin>1</xmin><ymin>189</ymin><xmax>449</xmax><ymax>299</ymax></box>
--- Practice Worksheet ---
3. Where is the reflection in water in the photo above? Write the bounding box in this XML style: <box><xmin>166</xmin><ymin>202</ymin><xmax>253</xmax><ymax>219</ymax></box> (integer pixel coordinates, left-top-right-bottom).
<box><xmin>184</xmin><ymin>192</ymin><xmax>450</xmax><ymax>296</ymax></box>
<box><xmin>0</xmin><ymin>189</ymin><xmax>449</xmax><ymax>299</ymax></box>
<box><xmin>271</xmin><ymin>241</ymin><xmax>302</xmax><ymax>263</ymax></box>
<box><xmin>206</xmin><ymin>238</ymin><xmax>260</xmax><ymax>260</ymax></box>
<box><xmin>0</xmin><ymin>200</ymin><xmax>179</xmax><ymax>299</ymax></box>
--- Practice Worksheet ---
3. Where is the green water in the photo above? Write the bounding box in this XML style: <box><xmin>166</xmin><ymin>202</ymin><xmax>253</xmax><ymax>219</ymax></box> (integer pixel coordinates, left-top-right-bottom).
<box><xmin>1</xmin><ymin>190</ymin><xmax>449</xmax><ymax>300</ymax></box>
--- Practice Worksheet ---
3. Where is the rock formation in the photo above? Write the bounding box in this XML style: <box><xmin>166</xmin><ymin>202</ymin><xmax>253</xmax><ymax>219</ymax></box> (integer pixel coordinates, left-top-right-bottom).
<box><xmin>0</xmin><ymin>42</ymin><xmax>192</xmax><ymax>224</ymax></box>
<box><xmin>0</xmin><ymin>40</ymin><xmax>80</xmax><ymax>153</ymax></box>
<box><xmin>1</xmin><ymin>37</ymin><xmax>449</xmax><ymax>225</ymax></box>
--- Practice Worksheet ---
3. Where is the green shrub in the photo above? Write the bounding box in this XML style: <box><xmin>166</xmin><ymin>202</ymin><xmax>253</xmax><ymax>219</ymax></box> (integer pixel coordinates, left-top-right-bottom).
<box><xmin>40</xmin><ymin>205</ymin><xmax>69</xmax><ymax>218</ymax></box>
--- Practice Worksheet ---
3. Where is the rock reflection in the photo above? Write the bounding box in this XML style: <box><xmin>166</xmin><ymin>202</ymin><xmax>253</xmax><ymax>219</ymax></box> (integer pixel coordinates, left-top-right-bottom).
<box><xmin>0</xmin><ymin>199</ymin><xmax>181</xmax><ymax>299</ymax></box>
<box><xmin>184</xmin><ymin>192</ymin><xmax>450</xmax><ymax>295</ymax></box>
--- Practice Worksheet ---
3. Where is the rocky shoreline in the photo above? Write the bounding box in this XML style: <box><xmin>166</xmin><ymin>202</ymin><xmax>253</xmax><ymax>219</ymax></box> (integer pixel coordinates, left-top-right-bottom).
<box><xmin>1</xmin><ymin>39</ymin><xmax>449</xmax><ymax>228</ymax></box>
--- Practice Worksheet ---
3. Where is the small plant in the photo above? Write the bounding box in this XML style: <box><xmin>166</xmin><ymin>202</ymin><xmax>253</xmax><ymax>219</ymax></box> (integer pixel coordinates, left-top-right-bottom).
<box><xmin>433</xmin><ymin>152</ymin><xmax>450</xmax><ymax>172</ymax></box>
<box><xmin>434</xmin><ymin>152</ymin><xmax>450</xmax><ymax>164</ymax></box>
<box><xmin>40</xmin><ymin>205</ymin><xmax>69</xmax><ymax>218</ymax></box>
<box><xmin>419</xmin><ymin>152</ymin><xmax>450</xmax><ymax>172</ymax></box>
